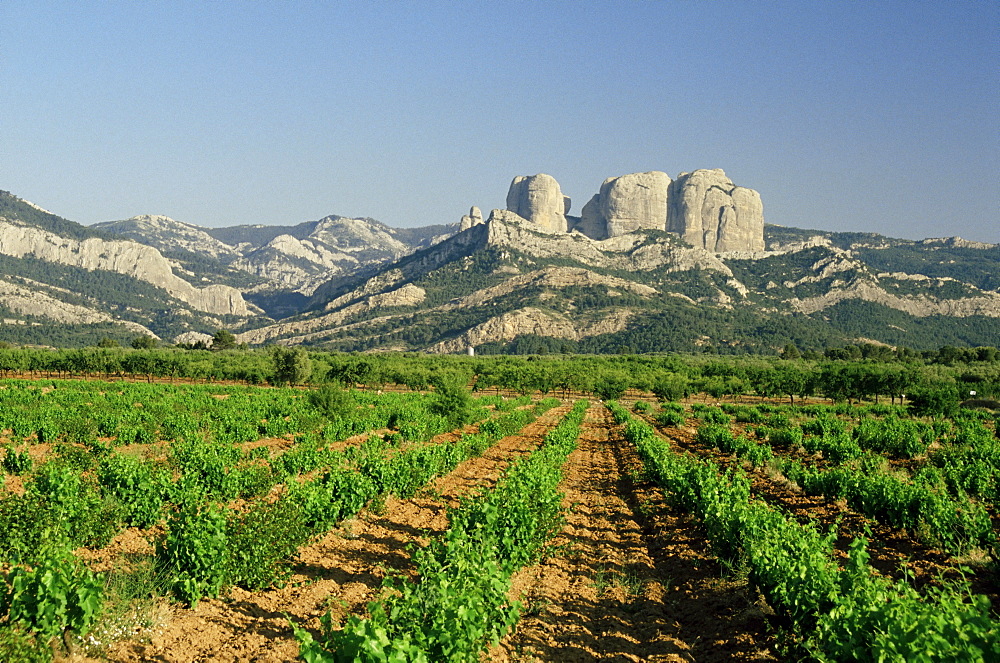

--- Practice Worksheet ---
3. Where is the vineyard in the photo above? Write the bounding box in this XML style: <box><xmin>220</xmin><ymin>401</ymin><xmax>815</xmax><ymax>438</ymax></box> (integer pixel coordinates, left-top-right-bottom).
<box><xmin>0</xmin><ymin>373</ymin><xmax>998</xmax><ymax>661</ymax></box>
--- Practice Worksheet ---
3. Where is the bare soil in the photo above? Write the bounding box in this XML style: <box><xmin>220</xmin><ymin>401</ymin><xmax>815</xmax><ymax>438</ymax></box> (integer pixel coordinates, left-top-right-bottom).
<box><xmin>78</xmin><ymin>405</ymin><xmax>572</xmax><ymax>663</ymax></box>
<box><xmin>493</xmin><ymin>404</ymin><xmax>777</xmax><ymax>662</ymax></box>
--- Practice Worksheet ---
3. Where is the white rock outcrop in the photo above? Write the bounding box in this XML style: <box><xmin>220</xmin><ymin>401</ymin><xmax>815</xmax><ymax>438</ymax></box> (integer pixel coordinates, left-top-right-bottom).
<box><xmin>173</xmin><ymin>331</ymin><xmax>214</xmax><ymax>346</ymax></box>
<box><xmin>578</xmin><ymin>171</ymin><xmax>672</xmax><ymax>239</ymax></box>
<box><xmin>667</xmin><ymin>169</ymin><xmax>764</xmax><ymax>252</ymax></box>
<box><xmin>506</xmin><ymin>174</ymin><xmax>570</xmax><ymax>233</ymax></box>
<box><xmin>459</xmin><ymin>206</ymin><xmax>484</xmax><ymax>231</ymax></box>
<box><xmin>0</xmin><ymin>220</ymin><xmax>250</xmax><ymax>316</ymax></box>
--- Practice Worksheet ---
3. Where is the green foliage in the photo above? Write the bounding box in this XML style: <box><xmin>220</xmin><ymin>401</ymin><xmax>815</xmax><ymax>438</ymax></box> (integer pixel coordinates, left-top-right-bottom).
<box><xmin>1</xmin><ymin>544</ymin><xmax>103</xmax><ymax>642</ymax></box>
<box><xmin>271</xmin><ymin>346</ymin><xmax>312</xmax><ymax>385</ymax></box>
<box><xmin>0</xmin><ymin>623</ymin><xmax>50</xmax><ymax>663</ymax></box>
<box><xmin>781</xmin><ymin>460</ymin><xmax>995</xmax><ymax>555</ymax></box>
<box><xmin>27</xmin><ymin>462</ymin><xmax>123</xmax><ymax>549</ymax></box>
<box><xmin>811</xmin><ymin>538</ymin><xmax>1000</xmax><ymax>661</ymax></box>
<box><xmin>694</xmin><ymin>406</ymin><xmax>731</xmax><ymax>425</ymax></box>
<box><xmin>327</xmin><ymin>538</ymin><xmax>516</xmax><ymax>663</ymax></box>
<box><xmin>308</xmin><ymin>384</ymin><xmax>358</xmax><ymax>421</ymax></box>
<box><xmin>428</xmin><ymin>373</ymin><xmax>475</xmax><ymax>428</ymax></box>
<box><xmin>853</xmin><ymin>416</ymin><xmax>934</xmax><ymax>459</ymax></box>
<box><xmin>156</xmin><ymin>499</ymin><xmax>228</xmax><ymax>607</ymax></box>
<box><xmin>96</xmin><ymin>454</ymin><xmax>166</xmax><ymax>528</ymax></box>
<box><xmin>226</xmin><ymin>499</ymin><xmax>309</xmax><ymax>591</ymax></box>
<box><xmin>211</xmin><ymin>329</ymin><xmax>237</xmax><ymax>351</ymax></box>
<box><xmin>0</xmin><ymin>493</ymin><xmax>61</xmax><ymax>566</ymax></box>
<box><xmin>610</xmin><ymin>402</ymin><xmax>1000</xmax><ymax>658</ymax></box>
<box><xmin>131</xmin><ymin>335</ymin><xmax>158</xmax><ymax>350</ymax></box>
<box><xmin>286</xmin><ymin>468</ymin><xmax>377</xmax><ymax>534</ymax></box>
<box><xmin>2</xmin><ymin>445</ymin><xmax>33</xmax><ymax>475</ymax></box>
<box><xmin>592</xmin><ymin>372</ymin><xmax>629</xmax><ymax>400</ymax></box>
<box><xmin>696</xmin><ymin>424</ymin><xmax>773</xmax><ymax>466</ymax></box>
<box><xmin>908</xmin><ymin>384</ymin><xmax>961</xmax><ymax>418</ymax></box>
<box><xmin>655</xmin><ymin>407</ymin><xmax>686</xmax><ymax>427</ymax></box>
<box><xmin>632</xmin><ymin>400</ymin><xmax>652</xmax><ymax>414</ymax></box>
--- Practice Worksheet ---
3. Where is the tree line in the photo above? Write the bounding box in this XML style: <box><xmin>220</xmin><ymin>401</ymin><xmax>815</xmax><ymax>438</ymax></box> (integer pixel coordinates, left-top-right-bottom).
<box><xmin>0</xmin><ymin>341</ymin><xmax>998</xmax><ymax>416</ymax></box>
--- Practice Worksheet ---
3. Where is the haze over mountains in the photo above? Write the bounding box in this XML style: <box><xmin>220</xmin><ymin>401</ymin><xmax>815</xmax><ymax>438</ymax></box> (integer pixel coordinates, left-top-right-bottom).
<box><xmin>1</xmin><ymin>168</ymin><xmax>998</xmax><ymax>353</ymax></box>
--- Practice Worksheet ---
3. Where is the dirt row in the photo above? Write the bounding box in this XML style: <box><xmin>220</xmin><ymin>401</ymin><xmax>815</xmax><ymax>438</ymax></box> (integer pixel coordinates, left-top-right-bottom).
<box><xmin>82</xmin><ymin>405</ymin><xmax>573</xmax><ymax>662</ymax></box>
<box><xmin>644</xmin><ymin>412</ymin><xmax>997</xmax><ymax>601</ymax></box>
<box><xmin>493</xmin><ymin>404</ymin><xmax>776</xmax><ymax>662</ymax></box>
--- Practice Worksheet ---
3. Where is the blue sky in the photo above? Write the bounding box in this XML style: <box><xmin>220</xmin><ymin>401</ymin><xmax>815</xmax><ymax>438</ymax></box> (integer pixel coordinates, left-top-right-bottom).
<box><xmin>2</xmin><ymin>1</ymin><xmax>997</xmax><ymax>241</ymax></box>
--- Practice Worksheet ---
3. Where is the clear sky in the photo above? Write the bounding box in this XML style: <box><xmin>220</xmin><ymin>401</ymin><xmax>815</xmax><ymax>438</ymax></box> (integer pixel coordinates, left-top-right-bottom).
<box><xmin>2</xmin><ymin>1</ymin><xmax>997</xmax><ymax>241</ymax></box>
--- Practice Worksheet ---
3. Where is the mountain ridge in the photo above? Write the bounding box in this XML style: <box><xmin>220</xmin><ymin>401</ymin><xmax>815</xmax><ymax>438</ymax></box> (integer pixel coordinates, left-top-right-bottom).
<box><xmin>1</xmin><ymin>179</ymin><xmax>998</xmax><ymax>353</ymax></box>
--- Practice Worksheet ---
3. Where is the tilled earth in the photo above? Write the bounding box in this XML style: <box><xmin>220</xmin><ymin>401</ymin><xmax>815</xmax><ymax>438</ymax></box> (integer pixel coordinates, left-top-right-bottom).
<box><xmin>77</xmin><ymin>406</ymin><xmax>571</xmax><ymax>662</ymax></box>
<box><xmin>62</xmin><ymin>397</ymin><xmax>988</xmax><ymax>663</ymax></box>
<box><xmin>493</xmin><ymin>404</ymin><xmax>776</xmax><ymax>662</ymax></box>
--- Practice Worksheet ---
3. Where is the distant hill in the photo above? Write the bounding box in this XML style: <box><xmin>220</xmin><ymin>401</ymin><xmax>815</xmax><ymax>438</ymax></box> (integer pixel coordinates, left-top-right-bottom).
<box><xmin>0</xmin><ymin>192</ymin><xmax>264</xmax><ymax>346</ymax></box>
<box><xmin>237</xmin><ymin>213</ymin><xmax>1000</xmax><ymax>353</ymax></box>
<box><xmin>2</xmin><ymin>181</ymin><xmax>999</xmax><ymax>353</ymax></box>
<box><xmin>95</xmin><ymin>214</ymin><xmax>457</xmax><ymax>317</ymax></box>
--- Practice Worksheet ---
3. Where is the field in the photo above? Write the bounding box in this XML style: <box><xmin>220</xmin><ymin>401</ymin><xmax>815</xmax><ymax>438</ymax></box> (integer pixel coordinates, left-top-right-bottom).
<box><xmin>0</xmin><ymin>376</ymin><xmax>997</xmax><ymax>662</ymax></box>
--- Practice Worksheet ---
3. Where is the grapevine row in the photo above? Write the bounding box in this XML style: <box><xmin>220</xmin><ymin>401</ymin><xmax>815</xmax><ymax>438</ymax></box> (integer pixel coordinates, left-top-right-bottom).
<box><xmin>293</xmin><ymin>399</ymin><xmax>590</xmax><ymax>662</ymax></box>
<box><xmin>610</xmin><ymin>402</ymin><xmax>999</xmax><ymax>661</ymax></box>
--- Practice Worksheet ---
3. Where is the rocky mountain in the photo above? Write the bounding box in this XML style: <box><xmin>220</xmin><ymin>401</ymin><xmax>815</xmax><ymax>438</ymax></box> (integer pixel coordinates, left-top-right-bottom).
<box><xmin>0</xmin><ymin>192</ymin><xmax>264</xmax><ymax>344</ymax></box>
<box><xmin>509</xmin><ymin>168</ymin><xmax>765</xmax><ymax>251</ymax></box>
<box><xmin>235</xmin><ymin>170</ymin><xmax>1000</xmax><ymax>353</ymax></box>
<box><xmin>94</xmin><ymin>214</ymin><xmax>455</xmax><ymax>317</ymax></box>
<box><xmin>2</xmin><ymin>168</ymin><xmax>998</xmax><ymax>353</ymax></box>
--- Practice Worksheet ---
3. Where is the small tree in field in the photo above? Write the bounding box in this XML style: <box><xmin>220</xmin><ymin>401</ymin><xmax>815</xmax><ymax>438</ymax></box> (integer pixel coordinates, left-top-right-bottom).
<box><xmin>270</xmin><ymin>346</ymin><xmax>312</xmax><ymax>386</ymax></box>
<box><xmin>211</xmin><ymin>329</ymin><xmax>237</xmax><ymax>351</ymax></box>
<box><xmin>132</xmin><ymin>335</ymin><xmax>157</xmax><ymax>350</ymax></box>
<box><xmin>429</xmin><ymin>372</ymin><xmax>475</xmax><ymax>427</ymax></box>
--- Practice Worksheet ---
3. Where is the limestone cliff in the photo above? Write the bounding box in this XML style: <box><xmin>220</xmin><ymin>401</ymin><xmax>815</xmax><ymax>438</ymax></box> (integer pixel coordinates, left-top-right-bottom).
<box><xmin>587</xmin><ymin>171</ymin><xmax>672</xmax><ymax>239</ymax></box>
<box><xmin>459</xmin><ymin>207</ymin><xmax>484</xmax><ymax>231</ymax></box>
<box><xmin>0</xmin><ymin>219</ymin><xmax>250</xmax><ymax>316</ymax></box>
<box><xmin>506</xmin><ymin>174</ymin><xmax>570</xmax><ymax>233</ymax></box>
<box><xmin>667</xmin><ymin>169</ymin><xmax>764</xmax><ymax>252</ymax></box>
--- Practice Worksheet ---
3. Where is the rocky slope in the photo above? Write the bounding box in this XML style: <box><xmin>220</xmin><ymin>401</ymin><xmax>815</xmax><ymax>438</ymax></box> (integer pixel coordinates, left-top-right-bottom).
<box><xmin>97</xmin><ymin>214</ymin><xmax>455</xmax><ymax>296</ymax></box>
<box><xmin>0</xmin><ymin>192</ymin><xmax>263</xmax><ymax>343</ymax></box>
<box><xmin>2</xmin><ymin>171</ymin><xmax>998</xmax><ymax>352</ymax></box>
<box><xmin>237</xmin><ymin>206</ymin><xmax>1000</xmax><ymax>353</ymax></box>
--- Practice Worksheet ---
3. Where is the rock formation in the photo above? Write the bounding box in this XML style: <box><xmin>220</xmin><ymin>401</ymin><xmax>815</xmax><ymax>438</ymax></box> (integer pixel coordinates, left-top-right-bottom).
<box><xmin>505</xmin><ymin>174</ymin><xmax>570</xmax><ymax>233</ymax></box>
<box><xmin>577</xmin><ymin>171</ymin><xmax>672</xmax><ymax>239</ymax></box>
<box><xmin>667</xmin><ymin>169</ymin><xmax>764</xmax><ymax>252</ymax></box>
<box><xmin>0</xmin><ymin>220</ymin><xmax>251</xmax><ymax>316</ymax></box>
<box><xmin>459</xmin><ymin>206</ymin><xmax>484</xmax><ymax>231</ymax></box>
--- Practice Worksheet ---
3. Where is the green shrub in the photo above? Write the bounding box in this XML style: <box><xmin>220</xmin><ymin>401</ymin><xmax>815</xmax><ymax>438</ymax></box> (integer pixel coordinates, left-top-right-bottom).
<box><xmin>227</xmin><ymin>499</ymin><xmax>309</xmax><ymax>590</ymax></box>
<box><xmin>1</xmin><ymin>545</ymin><xmax>103</xmax><ymax>642</ymax></box>
<box><xmin>1</xmin><ymin>445</ymin><xmax>32</xmax><ymax>475</ymax></box>
<box><xmin>156</xmin><ymin>499</ymin><xmax>228</xmax><ymax>607</ymax></box>
<box><xmin>655</xmin><ymin>409</ymin><xmax>686</xmax><ymax>427</ymax></box>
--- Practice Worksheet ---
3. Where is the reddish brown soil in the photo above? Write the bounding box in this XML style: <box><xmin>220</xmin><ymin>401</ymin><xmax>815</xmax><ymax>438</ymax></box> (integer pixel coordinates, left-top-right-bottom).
<box><xmin>493</xmin><ymin>404</ymin><xmax>776</xmax><ymax>662</ymax></box>
<box><xmin>25</xmin><ymin>396</ymin><xmax>996</xmax><ymax>662</ymax></box>
<box><xmin>645</xmin><ymin>412</ymin><xmax>999</xmax><ymax>603</ymax></box>
<box><xmin>77</xmin><ymin>405</ymin><xmax>572</xmax><ymax>663</ymax></box>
